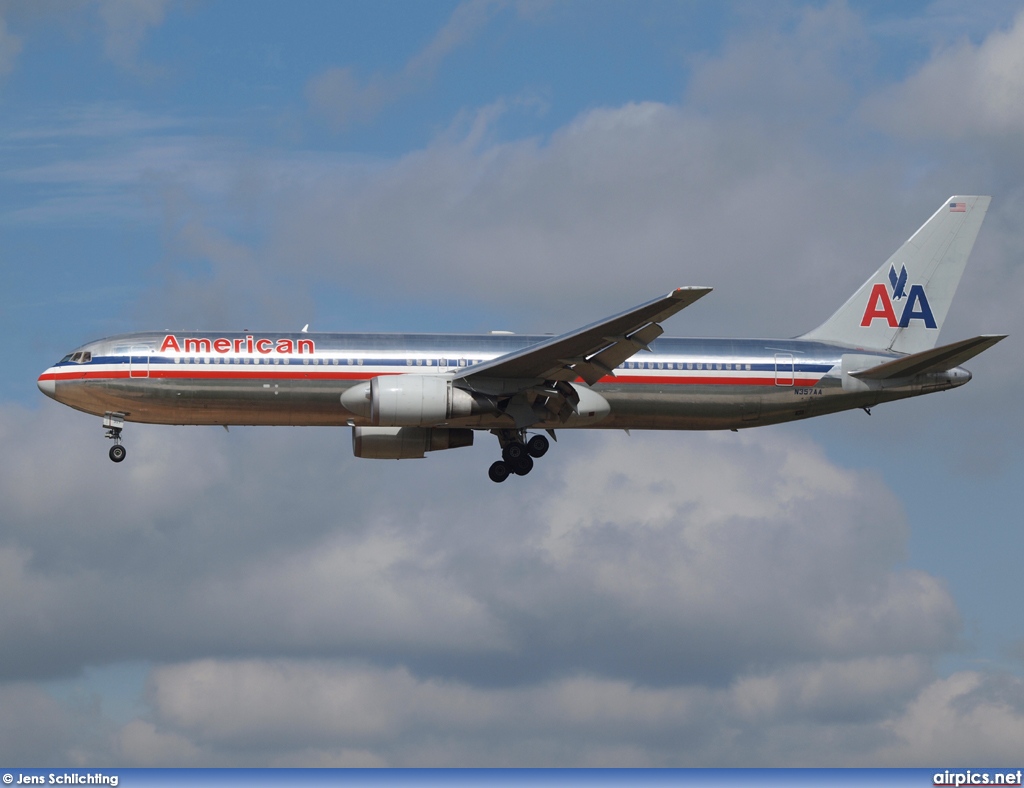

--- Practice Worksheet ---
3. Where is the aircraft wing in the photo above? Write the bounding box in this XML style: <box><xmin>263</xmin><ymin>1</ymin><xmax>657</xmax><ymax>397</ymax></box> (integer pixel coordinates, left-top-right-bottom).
<box><xmin>850</xmin><ymin>334</ymin><xmax>1007</xmax><ymax>380</ymax></box>
<box><xmin>454</xmin><ymin>287</ymin><xmax>712</xmax><ymax>386</ymax></box>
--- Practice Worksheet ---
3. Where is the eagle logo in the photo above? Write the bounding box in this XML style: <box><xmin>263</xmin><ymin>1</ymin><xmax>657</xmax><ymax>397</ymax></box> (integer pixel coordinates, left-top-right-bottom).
<box><xmin>888</xmin><ymin>264</ymin><xmax>908</xmax><ymax>300</ymax></box>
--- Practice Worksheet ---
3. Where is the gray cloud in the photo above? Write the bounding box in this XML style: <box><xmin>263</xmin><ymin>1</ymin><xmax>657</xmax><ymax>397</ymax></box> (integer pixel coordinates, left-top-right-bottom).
<box><xmin>12</xmin><ymin>657</ymin><xmax>1024</xmax><ymax>765</ymax></box>
<box><xmin>0</xmin><ymin>13</ymin><xmax>22</xmax><ymax>79</ymax></box>
<box><xmin>0</xmin><ymin>406</ymin><xmax>958</xmax><ymax>680</ymax></box>
<box><xmin>0</xmin><ymin>400</ymin><xmax>976</xmax><ymax>763</ymax></box>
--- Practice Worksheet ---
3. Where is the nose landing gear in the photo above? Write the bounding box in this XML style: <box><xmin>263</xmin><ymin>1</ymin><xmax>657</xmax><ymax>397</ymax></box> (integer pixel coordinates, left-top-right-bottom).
<box><xmin>103</xmin><ymin>412</ymin><xmax>127</xmax><ymax>463</ymax></box>
<box><xmin>487</xmin><ymin>430</ymin><xmax>552</xmax><ymax>482</ymax></box>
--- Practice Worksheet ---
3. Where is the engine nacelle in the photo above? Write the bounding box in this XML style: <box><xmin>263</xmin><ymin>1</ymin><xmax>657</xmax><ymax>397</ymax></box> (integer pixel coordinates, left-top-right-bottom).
<box><xmin>341</xmin><ymin>375</ymin><xmax>476</xmax><ymax>426</ymax></box>
<box><xmin>352</xmin><ymin>426</ymin><xmax>474</xmax><ymax>459</ymax></box>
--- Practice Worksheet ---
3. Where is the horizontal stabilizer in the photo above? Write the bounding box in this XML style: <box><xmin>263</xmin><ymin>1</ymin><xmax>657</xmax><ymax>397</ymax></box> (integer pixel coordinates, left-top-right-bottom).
<box><xmin>851</xmin><ymin>334</ymin><xmax>1007</xmax><ymax>380</ymax></box>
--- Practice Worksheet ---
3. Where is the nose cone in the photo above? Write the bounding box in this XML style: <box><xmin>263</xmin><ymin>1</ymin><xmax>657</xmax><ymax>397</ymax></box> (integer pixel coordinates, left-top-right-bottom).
<box><xmin>37</xmin><ymin>371</ymin><xmax>56</xmax><ymax>398</ymax></box>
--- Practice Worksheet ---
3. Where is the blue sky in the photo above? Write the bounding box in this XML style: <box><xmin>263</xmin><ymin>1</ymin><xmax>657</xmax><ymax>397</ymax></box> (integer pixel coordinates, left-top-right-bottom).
<box><xmin>2</xmin><ymin>0</ymin><xmax>1024</xmax><ymax>766</ymax></box>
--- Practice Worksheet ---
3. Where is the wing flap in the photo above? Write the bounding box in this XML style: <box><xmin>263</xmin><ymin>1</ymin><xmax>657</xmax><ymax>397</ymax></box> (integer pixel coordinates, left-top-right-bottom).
<box><xmin>456</xmin><ymin>287</ymin><xmax>712</xmax><ymax>386</ymax></box>
<box><xmin>851</xmin><ymin>334</ymin><xmax>1006</xmax><ymax>380</ymax></box>
<box><xmin>586</xmin><ymin>322</ymin><xmax>666</xmax><ymax>378</ymax></box>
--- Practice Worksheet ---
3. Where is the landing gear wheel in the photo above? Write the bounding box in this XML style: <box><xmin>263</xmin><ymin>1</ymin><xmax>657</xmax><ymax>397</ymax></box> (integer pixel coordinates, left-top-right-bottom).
<box><xmin>488</xmin><ymin>461</ymin><xmax>511</xmax><ymax>483</ymax></box>
<box><xmin>109</xmin><ymin>444</ymin><xmax>126</xmax><ymax>463</ymax></box>
<box><xmin>503</xmin><ymin>442</ymin><xmax>527</xmax><ymax>463</ymax></box>
<box><xmin>510</xmin><ymin>454</ymin><xmax>534</xmax><ymax>476</ymax></box>
<box><xmin>527</xmin><ymin>434</ymin><xmax>549</xmax><ymax>458</ymax></box>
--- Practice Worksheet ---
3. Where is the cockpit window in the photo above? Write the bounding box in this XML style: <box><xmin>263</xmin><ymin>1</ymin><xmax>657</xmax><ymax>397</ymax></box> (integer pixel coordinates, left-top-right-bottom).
<box><xmin>67</xmin><ymin>352</ymin><xmax>92</xmax><ymax>364</ymax></box>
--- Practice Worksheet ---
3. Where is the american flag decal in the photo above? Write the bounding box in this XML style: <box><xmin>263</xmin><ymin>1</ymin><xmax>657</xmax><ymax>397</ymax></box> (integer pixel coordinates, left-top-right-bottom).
<box><xmin>949</xmin><ymin>202</ymin><xmax>966</xmax><ymax>212</ymax></box>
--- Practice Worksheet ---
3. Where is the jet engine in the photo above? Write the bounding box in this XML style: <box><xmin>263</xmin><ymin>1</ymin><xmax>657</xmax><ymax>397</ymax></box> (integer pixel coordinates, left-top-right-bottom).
<box><xmin>352</xmin><ymin>426</ymin><xmax>474</xmax><ymax>459</ymax></box>
<box><xmin>341</xmin><ymin>375</ymin><xmax>477</xmax><ymax>426</ymax></box>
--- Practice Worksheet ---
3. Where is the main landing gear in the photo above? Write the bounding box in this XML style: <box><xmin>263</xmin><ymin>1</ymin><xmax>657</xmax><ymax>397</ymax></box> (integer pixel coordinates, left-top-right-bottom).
<box><xmin>103</xmin><ymin>412</ymin><xmax>127</xmax><ymax>463</ymax></box>
<box><xmin>487</xmin><ymin>430</ymin><xmax>551</xmax><ymax>483</ymax></box>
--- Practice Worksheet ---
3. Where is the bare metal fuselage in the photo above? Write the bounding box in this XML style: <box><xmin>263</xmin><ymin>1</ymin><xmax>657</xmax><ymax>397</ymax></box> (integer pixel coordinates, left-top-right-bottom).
<box><xmin>34</xmin><ymin>197</ymin><xmax>1001</xmax><ymax>480</ymax></box>
<box><xmin>38</xmin><ymin>330</ymin><xmax>970</xmax><ymax>432</ymax></box>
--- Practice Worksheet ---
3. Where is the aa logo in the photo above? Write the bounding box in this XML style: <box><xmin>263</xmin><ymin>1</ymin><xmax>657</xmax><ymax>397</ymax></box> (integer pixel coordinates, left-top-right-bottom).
<box><xmin>860</xmin><ymin>264</ymin><xmax>937</xmax><ymax>329</ymax></box>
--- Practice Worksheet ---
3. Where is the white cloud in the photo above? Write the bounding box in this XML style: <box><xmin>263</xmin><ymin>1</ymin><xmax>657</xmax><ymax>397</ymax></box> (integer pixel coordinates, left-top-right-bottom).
<box><xmin>306</xmin><ymin>0</ymin><xmax>507</xmax><ymax>129</ymax></box>
<box><xmin>305</xmin><ymin>67</ymin><xmax>389</xmax><ymax>131</ymax></box>
<box><xmin>687</xmin><ymin>1</ymin><xmax>868</xmax><ymax>125</ymax></box>
<box><xmin>877</xmin><ymin>671</ymin><xmax>1024</xmax><ymax>764</ymax></box>
<box><xmin>0</xmin><ymin>0</ymin><xmax>172</xmax><ymax>75</ymax></box>
<box><xmin>95</xmin><ymin>0</ymin><xmax>170</xmax><ymax>72</ymax></box>
<box><xmin>861</xmin><ymin>9</ymin><xmax>1024</xmax><ymax>139</ymax></box>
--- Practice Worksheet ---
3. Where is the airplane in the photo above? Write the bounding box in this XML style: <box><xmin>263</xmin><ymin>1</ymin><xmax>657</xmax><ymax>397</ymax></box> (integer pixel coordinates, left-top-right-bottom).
<box><xmin>38</xmin><ymin>195</ymin><xmax>1006</xmax><ymax>483</ymax></box>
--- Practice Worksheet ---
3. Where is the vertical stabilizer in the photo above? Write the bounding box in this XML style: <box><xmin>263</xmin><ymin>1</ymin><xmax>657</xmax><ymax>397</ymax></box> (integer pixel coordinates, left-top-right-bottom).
<box><xmin>800</xmin><ymin>196</ymin><xmax>990</xmax><ymax>354</ymax></box>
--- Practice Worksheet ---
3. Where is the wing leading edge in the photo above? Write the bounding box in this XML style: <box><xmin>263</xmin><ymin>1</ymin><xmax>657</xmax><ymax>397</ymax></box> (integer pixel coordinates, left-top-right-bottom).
<box><xmin>454</xmin><ymin>286</ymin><xmax>712</xmax><ymax>386</ymax></box>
